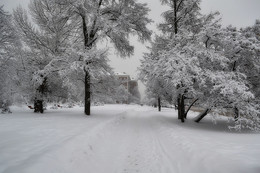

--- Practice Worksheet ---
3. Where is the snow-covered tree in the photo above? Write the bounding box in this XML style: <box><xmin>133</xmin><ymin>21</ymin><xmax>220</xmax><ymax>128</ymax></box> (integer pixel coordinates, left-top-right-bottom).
<box><xmin>114</xmin><ymin>85</ymin><xmax>129</xmax><ymax>104</ymax></box>
<box><xmin>0</xmin><ymin>6</ymin><xmax>20</xmax><ymax>113</ymax></box>
<box><xmin>222</xmin><ymin>22</ymin><xmax>260</xmax><ymax>101</ymax></box>
<box><xmin>139</xmin><ymin>54</ymin><xmax>174</xmax><ymax>111</ymax></box>
<box><xmin>0</xmin><ymin>6</ymin><xmax>18</xmax><ymax>53</ymax></box>
<box><xmin>13</xmin><ymin>0</ymin><xmax>74</xmax><ymax>112</ymax></box>
<box><xmin>140</xmin><ymin>0</ymin><xmax>202</xmax><ymax>116</ymax></box>
<box><xmin>128</xmin><ymin>84</ymin><xmax>141</xmax><ymax>104</ymax></box>
<box><xmin>140</xmin><ymin>1</ymin><xmax>260</xmax><ymax>130</ymax></box>
<box><xmin>58</xmin><ymin>0</ymin><xmax>152</xmax><ymax>115</ymax></box>
<box><xmin>159</xmin><ymin>0</ymin><xmax>201</xmax><ymax>36</ymax></box>
<box><xmin>217</xmin><ymin>22</ymin><xmax>260</xmax><ymax>131</ymax></box>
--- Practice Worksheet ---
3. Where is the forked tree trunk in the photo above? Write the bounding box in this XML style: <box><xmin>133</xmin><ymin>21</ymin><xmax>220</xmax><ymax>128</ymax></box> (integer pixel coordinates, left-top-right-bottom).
<box><xmin>184</xmin><ymin>98</ymin><xmax>199</xmax><ymax>119</ymax></box>
<box><xmin>194</xmin><ymin>108</ymin><xmax>210</xmax><ymax>123</ymax></box>
<box><xmin>85</xmin><ymin>71</ymin><xmax>91</xmax><ymax>115</ymax></box>
<box><xmin>158</xmin><ymin>97</ymin><xmax>161</xmax><ymax>112</ymax></box>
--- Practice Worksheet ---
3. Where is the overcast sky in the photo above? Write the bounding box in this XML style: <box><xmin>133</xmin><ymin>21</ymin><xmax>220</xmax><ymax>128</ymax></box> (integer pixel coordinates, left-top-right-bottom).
<box><xmin>1</xmin><ymin>0</ymin><xmax>260</xmax><ymax>99</ymax></box>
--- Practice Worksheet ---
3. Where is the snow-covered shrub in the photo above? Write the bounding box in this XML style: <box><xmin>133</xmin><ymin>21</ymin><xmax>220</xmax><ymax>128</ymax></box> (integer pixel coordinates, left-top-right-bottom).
<box><xmin>1</xmin><ymin>100</ymin><xmax>12</xmax><ymax>114</ymax></box>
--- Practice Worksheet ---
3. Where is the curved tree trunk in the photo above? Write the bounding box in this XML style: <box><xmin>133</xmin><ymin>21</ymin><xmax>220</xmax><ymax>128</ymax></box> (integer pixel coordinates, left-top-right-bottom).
<box><xmin>184</xmin><ymin>98</ymin><xmax>199</xmax><ymax>119</ymax></box>
<box><xmin>194</xmin><ymin>108</ymin><xmax>210</xmax><ymax>123</ymax></box>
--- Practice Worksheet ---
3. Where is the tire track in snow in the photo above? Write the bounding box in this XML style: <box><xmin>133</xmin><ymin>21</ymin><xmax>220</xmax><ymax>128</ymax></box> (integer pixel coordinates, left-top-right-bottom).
<box><xmin>2</xmin><ymin>110</ymin><xmax>129</xmax><ymax>173</ymax></box>
<box><xmin>116</xmin><ymin>110</ymin><xmax>217</xmax><ymax>173</ymax></box>
<box><xmin>114</xmin><ymin>110</ymin><xmax>178</xmax><ymax>173</ymax></box>
<box><xmin>3</xmin><ymin>106</ymin><xmax>258</xmax><ymax>173</ymax></box>
<box><xmin>149</xmin><ymin>113</ymin><xmax>258</xmax><ymax>173</ymax></box>
<box><xmin>150</xmin><ymin>114</ymin><xmax>211</xmax><ymax>173</ymax></box>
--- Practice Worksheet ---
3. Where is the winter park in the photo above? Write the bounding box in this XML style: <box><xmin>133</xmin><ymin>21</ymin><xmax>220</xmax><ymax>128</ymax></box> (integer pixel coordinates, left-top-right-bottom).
<box><xmin>1</xmin><ymin>0</ymin><xmax>260</xmax><ymax>173</ymax></box>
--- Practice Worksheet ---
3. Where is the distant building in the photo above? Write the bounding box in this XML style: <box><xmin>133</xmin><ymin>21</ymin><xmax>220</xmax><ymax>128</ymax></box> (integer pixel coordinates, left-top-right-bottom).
<box><xmin>115</xmin><ymin>72</ymin><xmax>140</xmax><ymax>103</ymax></box>
<box><xmin>116</xmin><ymin>72</ymin><xmax>131</xmax><ymax>91</ymax></box>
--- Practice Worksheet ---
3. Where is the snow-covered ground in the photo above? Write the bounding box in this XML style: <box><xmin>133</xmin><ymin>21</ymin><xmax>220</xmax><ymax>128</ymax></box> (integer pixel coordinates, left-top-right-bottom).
<box><xmin>0</xmin><ymin>104</ymin><xmax>260</xmax><ymax>173</ymax></box>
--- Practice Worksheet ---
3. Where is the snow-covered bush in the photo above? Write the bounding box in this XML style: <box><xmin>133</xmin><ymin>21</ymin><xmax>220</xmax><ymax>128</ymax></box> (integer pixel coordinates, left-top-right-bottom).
<box><xmin>1</xmin><ymin>100</ymin><xmax>12</xmax><ymax>114</ymax></box>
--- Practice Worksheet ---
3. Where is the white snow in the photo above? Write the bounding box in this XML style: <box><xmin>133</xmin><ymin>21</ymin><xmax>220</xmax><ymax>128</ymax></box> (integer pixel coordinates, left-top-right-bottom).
<box><xmin>0</xmin><ymin>105</ymin><xmax>260</xmax><ymax>173</ymax></box>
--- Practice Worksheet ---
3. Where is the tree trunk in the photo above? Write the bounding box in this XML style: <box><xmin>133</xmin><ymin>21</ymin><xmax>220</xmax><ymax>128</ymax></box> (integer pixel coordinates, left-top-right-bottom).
<box><xmin>158</xmin><ymin>97</ymin><xmax>161</xmax><ymax>112</ymax></box>
<box><xmin>177</xmin><ymin>94</ymin><xmax>185</xmax><ymax>122</ymax></box>
<box><xmin>234</xmin><ymin>106</ymin><xmax>239</xmax><ymax>121</ymax></box>
<box><xmin>85</xmin><ymin>71</ymin><xmax>91</xmax><ymax>115</ymax></box>
<box><xmin>34</xmin><ymin>99</ymin><xmax>43</xmax><ymax>113</ymax></box>
<box><xmin>81</xmin><ymin>14</ymin><xmax>92</xmax><ymax>116</ymax></box>
<box><xmin>184</xmin><ymin>98</ymin><xmax>199</xmax><ymax>119</ymax></box>
<box><xmin>180</xmin><ymin>94</ymin><xmax>185</xmax><ymax>122</ymax></box>
<box><xmin>173</xmin><ymin>0</ymin><xmax>178</xmax><ymax>35</ymax></box>
<box><xmin>194</xmin><ymin>108</ymin><xmax>210</xmax><ymax>123</ymax></box>
<box><xmin>177</xmin><ymin>94</ymin><xmax>181</xmax><ymax>119</ymax></box>
<box><xmin>34</xmin><ymin>77</ymin><xmax>47</xmax><ymax>113</ymax></box>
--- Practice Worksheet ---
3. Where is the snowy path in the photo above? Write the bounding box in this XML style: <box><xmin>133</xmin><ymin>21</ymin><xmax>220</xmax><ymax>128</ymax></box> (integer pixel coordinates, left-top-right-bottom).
<box><xmin>0</xmin><ymin>105</ymin><xmax>260</xmax><ymax>173</ymax></box>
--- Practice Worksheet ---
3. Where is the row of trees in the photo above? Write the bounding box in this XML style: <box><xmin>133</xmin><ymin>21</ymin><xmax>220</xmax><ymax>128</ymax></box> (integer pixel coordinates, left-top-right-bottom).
<box><xmin>0</xmin><ymin>0</ymin><xmax>151</xmax><ymax>114</ymax></box>
<box><xmin>139</xmin><ymin>0</ymin><xmax>260</xmax><ymax>131</ymax></box>
<box><xmin>1</xmin><ymin>0</ymin><xmax>260</xmax><ymax>131</ymax></box>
